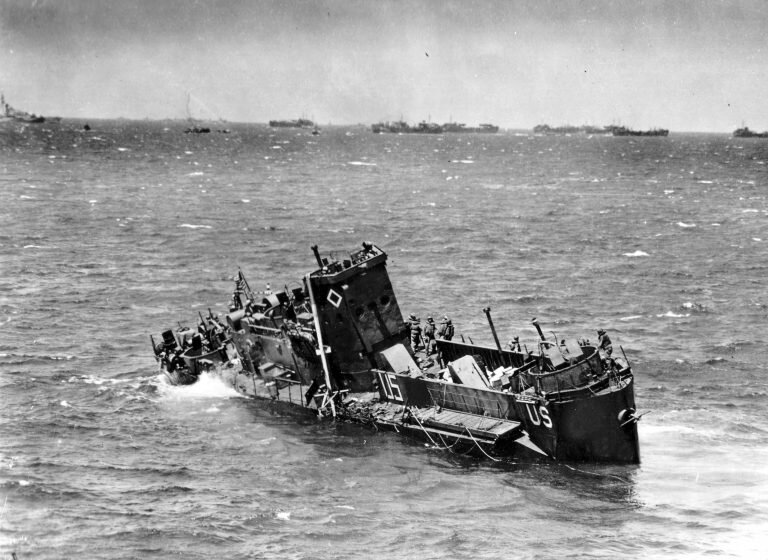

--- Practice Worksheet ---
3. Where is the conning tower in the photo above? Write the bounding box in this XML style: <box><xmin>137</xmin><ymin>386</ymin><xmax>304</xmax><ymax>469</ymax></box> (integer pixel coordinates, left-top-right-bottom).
<box><xmin>305</xmin><ymin>242</ymin><xmax>409</xmax><ymax>391</ymax></box>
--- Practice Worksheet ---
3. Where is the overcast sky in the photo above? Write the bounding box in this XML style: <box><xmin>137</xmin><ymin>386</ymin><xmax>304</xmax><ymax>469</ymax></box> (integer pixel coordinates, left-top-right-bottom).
<box><xmin>1</xmin><ymin>0</ymin><xmax>767</xmax><ymax>131</ymax></box>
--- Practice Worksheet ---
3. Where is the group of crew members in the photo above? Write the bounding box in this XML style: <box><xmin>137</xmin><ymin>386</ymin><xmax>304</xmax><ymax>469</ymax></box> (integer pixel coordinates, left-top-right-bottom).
<box><xmin>406</xmin><ymin>314</ymin><xmax>454</xmax><ymax>354</ymax></box>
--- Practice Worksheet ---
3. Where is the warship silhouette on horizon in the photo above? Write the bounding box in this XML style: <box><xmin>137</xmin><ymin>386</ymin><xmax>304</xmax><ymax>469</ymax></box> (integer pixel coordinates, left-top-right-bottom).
<box><xmin>371</xmin><ymin>121</ymin><xmax>499</xmax><ymax>134</ymax></box>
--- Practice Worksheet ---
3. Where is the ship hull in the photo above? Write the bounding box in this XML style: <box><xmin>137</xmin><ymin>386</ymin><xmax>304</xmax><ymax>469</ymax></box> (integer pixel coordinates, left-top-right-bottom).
<box><xmin>153</xmin><ymin>242</ymin><xmax>642</xmax><ymax>464</ymax></box>
<box><xmin>516</xmin><ymin>377</ymin><xmax>639</xmax><ymax>463</ymax></box>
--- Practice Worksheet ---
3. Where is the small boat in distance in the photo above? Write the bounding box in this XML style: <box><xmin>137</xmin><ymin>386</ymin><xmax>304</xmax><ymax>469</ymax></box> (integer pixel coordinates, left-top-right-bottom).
<box><xmin>733</xmin><ymin>126</ymin><xmax>768</xmax><ymax>138</ymax></box>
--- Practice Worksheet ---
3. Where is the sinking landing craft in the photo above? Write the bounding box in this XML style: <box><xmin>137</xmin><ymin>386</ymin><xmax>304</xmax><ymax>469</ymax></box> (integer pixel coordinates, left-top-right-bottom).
<box><xmin>152</xmin><ymin>242</ymin><xmax>641</xmax><ymax>463</ymax></box>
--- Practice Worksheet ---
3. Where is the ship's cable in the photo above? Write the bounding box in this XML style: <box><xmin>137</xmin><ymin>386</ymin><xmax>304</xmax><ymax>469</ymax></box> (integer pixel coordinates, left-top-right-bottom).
<box><xmin>463</xmin><ymin>427</ymin><xmax>501</xmax><ymax>462</ymax></box>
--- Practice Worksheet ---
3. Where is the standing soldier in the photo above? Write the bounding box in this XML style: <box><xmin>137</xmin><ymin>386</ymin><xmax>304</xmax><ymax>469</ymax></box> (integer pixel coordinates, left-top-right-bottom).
<box><xmin>597</xmin><ymin>329</ymin><xmax>613</xmax><ymax>357</ymax></box>
<box><xmin>423</xmin><ymin>316</ymin><xmax>437</xmax><ymax>355</ymax></box>
<box><xmin>438</xmin><ymin>316</ymin><xmax>454</xmax><ymax>341</ymax></box>
<box><xmin>408</xmin><ymin>314</ymin><xmax>423</xmax><ymax>350</ymax></box>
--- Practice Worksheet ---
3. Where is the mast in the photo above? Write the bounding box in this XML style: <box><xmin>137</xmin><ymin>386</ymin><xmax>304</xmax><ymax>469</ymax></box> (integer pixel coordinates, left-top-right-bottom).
<box><xmin>304</xmin><ymin>273</ymin><xmax>336</xmax><ymax>417</ymax></box>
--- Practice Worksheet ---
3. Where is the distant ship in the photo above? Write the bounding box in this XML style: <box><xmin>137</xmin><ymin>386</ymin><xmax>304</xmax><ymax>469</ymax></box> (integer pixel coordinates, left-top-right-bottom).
<box><xmin>611</xmin><ymin>126</ymin><xmax>669</xmax><ymax>137</ymax></box>
<box><xmin>441</xmin><ymin>122</ymin><xmax>499</xmax><ymax>133</ymax></box>
<box><xmin>372</xmin><ymin>120</ymin><xmax>498</xmax><ymax>134</ymax></box>
<box><xmin>733</xmin><ymin>126</ymin><xmax>768</xmax><ymax>138</ymax></box>
<box><xmin>269</xmin><ymin>118</ymin><xmax>315</xmax><ymax>128</ymax></box>
<box><xmin>533</xmin><ymin>124</ymin><xmax>612</xmax><ymax>135</ymax></box>
<box><xmin>371</xmin><ymin>120</ymin><xmax>411</xmax><ymax>133</ymax></box>
<box><xmin>1</xmin><ymin>93</ymin><xmax>46</xmax><ymax>123</ymax></box>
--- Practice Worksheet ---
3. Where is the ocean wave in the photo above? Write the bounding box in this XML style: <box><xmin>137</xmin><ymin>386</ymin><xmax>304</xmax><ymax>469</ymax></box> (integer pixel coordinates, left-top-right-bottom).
<box><xmin>156</xmin><ymin>371</ymin><xmax>240</xmax><ymax>400</ymax></box>
<box><xmin>619</xmin><ymin>315</ymin><xmax>644</xmax><ymax>321</ymax></box>
<box><xmin>0</xmin><ymin>353</ymin><xmax>76</xmax><ymax>365</ymax></box>
<box><xmin>624</xmin><ymin>250</ymin><xmax>649</xmax><ymax>257</ymax></box>
<box><xmin>178</xmin><ymin>224</ymin><xmax>213</xmax><ymax>229</ymax></box>
<box><xmin>677</xmin><ymin>222</ymin><xmax>696</xmax><ymax>228</ymax></box>
<box><xmin>657</xmin><ymin>311</ymin><xmax>690</xmax><ymax>318</ymax></box>
<box><xmin>347</xmin><ymin>161</ymin><xmax>377</xmax><ymax>166</ymax></box>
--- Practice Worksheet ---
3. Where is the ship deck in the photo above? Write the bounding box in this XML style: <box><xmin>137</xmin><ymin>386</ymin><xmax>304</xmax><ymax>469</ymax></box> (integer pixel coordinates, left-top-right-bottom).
<box><xmin>408</xmin><ymin>407</ymin><xmax>522</xmax><ymax>442</ymax></box>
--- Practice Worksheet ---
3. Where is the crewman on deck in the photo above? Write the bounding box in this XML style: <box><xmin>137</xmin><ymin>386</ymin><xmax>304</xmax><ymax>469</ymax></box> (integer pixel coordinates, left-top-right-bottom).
<box><xmin>508</xmin><ymin>336</ymin><xmax>521</xmax><ymax>352</ymax></box>
<box><xmin>597</xmin><ymin>329</ymin><xmax>613</xmax><ymax>356</ymax></box>
<box><xmin>230</xmin><ymin>291</ymin><xmax>242</xmax><ymax>312</ymax></box>
<box><xmin>423</xmin><ymin>316</ymin><xmax>437</xmax><ymax>355</ymax></box>
<box><xmin>437</xmin><ymin>316</ymin><xmax>454</xmax><ymax>341</ymax></box>
<box><xmin>408</xmin><ymin>314</ymin><xmax>423</xmax><ymax>350</ymax></box>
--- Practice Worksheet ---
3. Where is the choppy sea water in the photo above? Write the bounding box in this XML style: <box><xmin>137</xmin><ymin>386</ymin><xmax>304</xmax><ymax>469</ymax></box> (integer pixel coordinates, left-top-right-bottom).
<box><xmin>1</xmin><ymin>120</ymin><xmax>767</xmax><ymax>559</ymax></box>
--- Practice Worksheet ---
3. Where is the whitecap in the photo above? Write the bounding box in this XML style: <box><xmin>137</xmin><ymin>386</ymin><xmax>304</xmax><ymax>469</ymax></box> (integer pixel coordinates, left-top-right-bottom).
<box><xmin>347</xmin><ymin>161</ymin><xmax>377</xmax><ymax>166</ymax></box>
<box><xmin>60</xmin><ymin>400</ymin><xmax>71</xmax><ymax>407</ymax></box>
<box><xmin>677</xmin><ymin>222</ymin><xmax>696</xmax><ymax>228</ymax></box>
<box><xmin>89</xmin><ymin>200</ymin><xmax>98</xmax><ymax>204</ymax></box>
<box><xmin>204</xmin><ymin>405</ymin><xmax>220</xmax><ymax>413</ymax></box>
<box><xmin>697</xmin><ymin>180</ymin><xmax>714</xmax><ymax>184</ymax></box>
<box><xmin>117</xmin><ymin>147</ymin><xmax>128</xmax><ymax>152</ymax></box>
<box><xmin>742</xmin><ymin>209</ymin><xmax>758</xmax><ymax>213</ymax></box>
<box><xmin>241</xmin><ymin>199</ymin><xmax>250</xmax><ymax>203</ymax></box>
<box><xmin>158</xmin><ymin>371</ymin><xmax>239</xmax><ymax>400</ymax></box>
<box><xmin>657</xmin><ymin>311</ymin><xmax>690</xmax><ymax>318</ymax></box>
<box><xmin>275</xmin><ymin>511</ymin><xmax>291</xmax><ymax>521</ymax></box>
<box><xmin>753</xmin><ymin>238</ymin><xmax>762</xmax><ymax>242</ymax></box>
<box><xmin>23</xmin><ymin>245</ymin><xmax>46</xmax><ymax>249</ymax></box>
<box><xmin>623</xmin><ymin>250</ymin><xmax>649</xmax><ymax>257</ymax></box>
<box><xmin>619</xmin><ymin>315</ymin><xmax>643</xmax><ymax>321</ymax></box>
<box><xmin>178</xmin><ymin>224</ymin><xmax>212</xmax><ymax>229</ymax></box>
<box><xmin>18</xmin><ymin>480</ymin><xmax>31</xmax><ymax>486</ymax></box>
<box><xmin>19</xmin><ymin>195</ymin><xmax>34</xmax><ymax>199</ymax></box>
<box><xmin>450</xmin><ymin>159</ymin><xmax>475</xmax><ymax>163</ymax></box>
<box><xmin>335</xmin><ymin>505</ymin><xmax>355</xmax><ymax>510</ymax></box>
<box><xmin>187</xmin><ymin>172</ymin><xmax>204</xmax><ymax>176</ymax></box>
